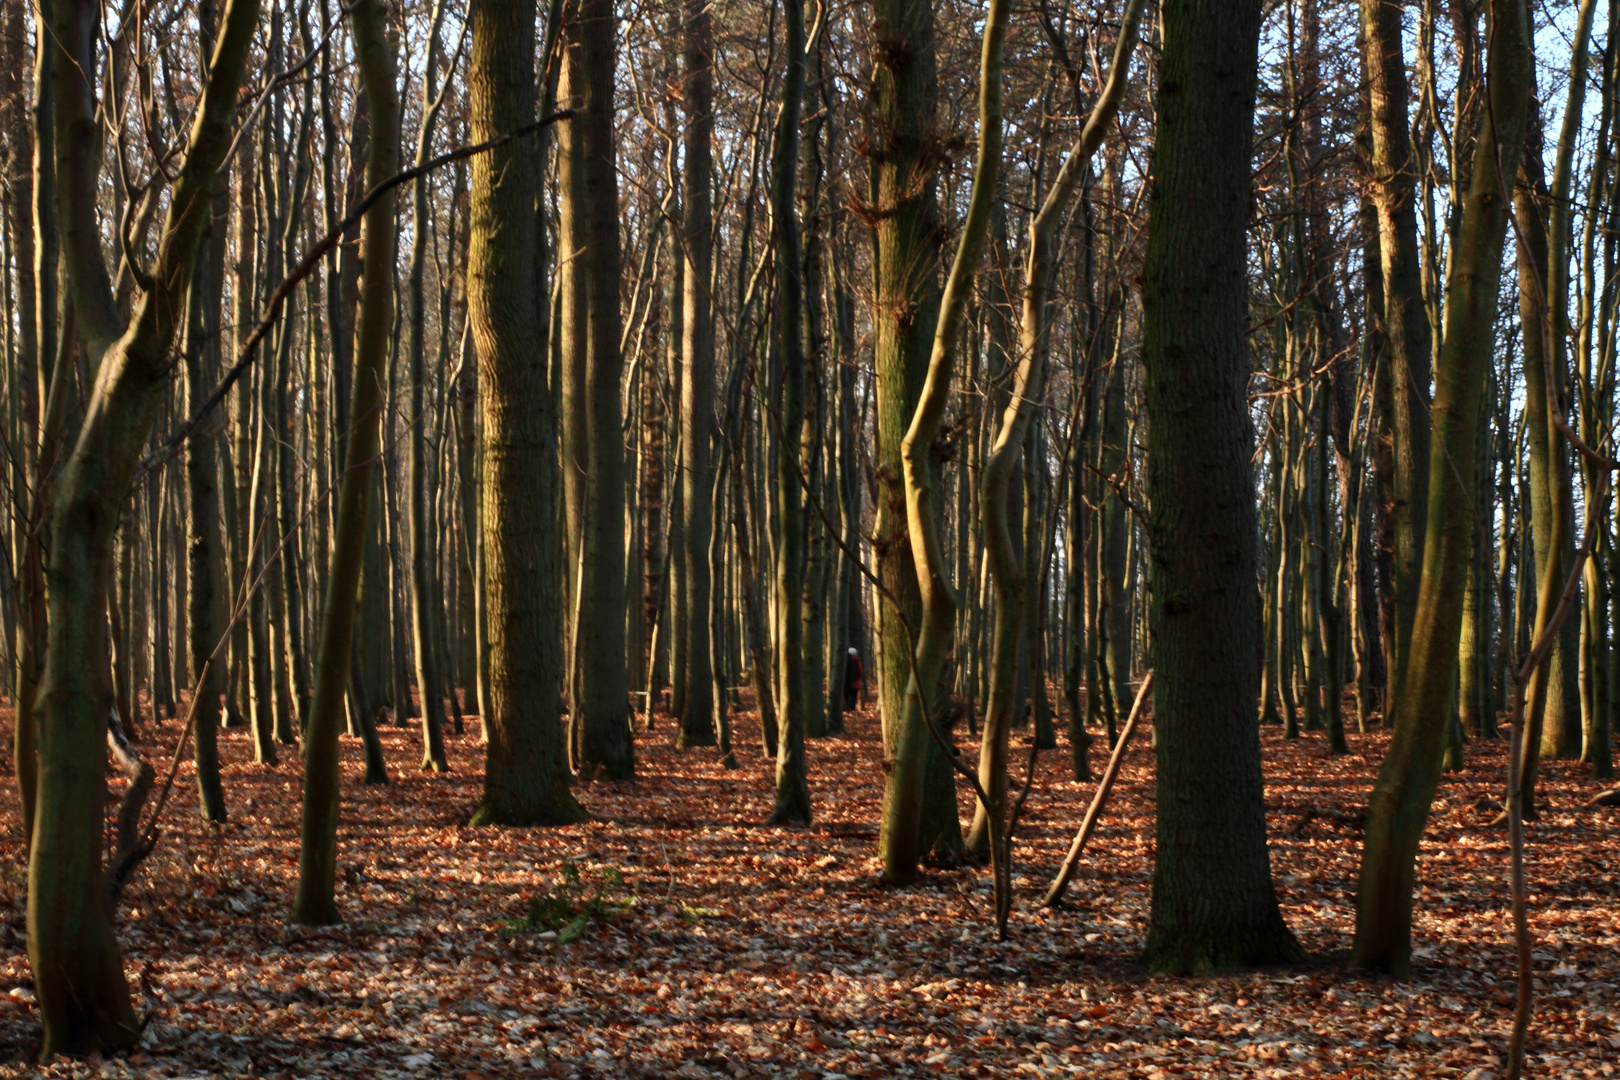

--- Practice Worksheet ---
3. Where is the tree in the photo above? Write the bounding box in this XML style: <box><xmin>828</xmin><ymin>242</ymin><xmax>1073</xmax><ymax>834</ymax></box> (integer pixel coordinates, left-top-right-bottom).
<box><xmin>465</xmin><ymin>0</ymin><xmax>586</xmax><ymax>826</ymax></box>
<box><xmin>676</xmin><ymin>0</ymin><xmax>718</xmax><ymax>750</ymax></box>
<box><xmin>1139</xmin><ymin>0</ymin><xmax>1306</xmax><ymax>974</ymax></box>
<box><xmin>29</xmin><ymin>0</ymin><xmax>262</xmax><ymax>1054</ymax></box>
<box><xmin>882</xmin><ymin>0</ymin><xmax>1015</xmax><ymax>883</ymax></box>
<box><xmin>406</xmin><ymin>0</ymin><xmax>457</xmax><ymax>773</ymax></box>
<box><xmin>1361</xmin><ymin>0</ymin><xmax>1433</xmax><ymax>727</ymax></box>
<box><xmin>768</xmin><ymin>0</ymin><xmax>811</xmax><ymax>826</ymax></box>
<box><xmin>294</xmin><ymin>0</ymin><xmax>400</xmax><ymax>926</ymax></box>
<box><xmin>1352</xmin><ymin>0</ymin><xmax>1533</xmax><ymax>976</ymax></box>
<box><xmin>867</xmin><ymin>0</ymin><xmax>958</xmax><ymax>866</ymax></box>
<box><xmin>565</xmin><ymin>0</ymin><xmax>635</xmax><ymax>781</ymax></box>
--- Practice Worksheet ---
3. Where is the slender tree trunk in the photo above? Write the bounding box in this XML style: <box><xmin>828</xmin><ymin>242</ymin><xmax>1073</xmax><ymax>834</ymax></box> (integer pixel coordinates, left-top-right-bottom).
<box><xmin>7</xmin><ymin>0</ymin><xmax>42</xmax><ymax>849</ymax></box>
<box><xmin>1361</xmin><ymin>0</ymin><xmax>1433</xmax><ymax>727</ymax></box>
<box><xmin>408</xmin><ymin>0</ymin><xmax>454</xmax><ymax>772</ymax></box>
<box><xmin>184</xmin><ymin>207</ymin><xmax>228</xmax><ymax>823</ymax></box>
<box><xmin>676</xmin><ymin>0</ymin><xmax>717</xmax><ymax>748</ymax></box>
<box><xmin>768</xmin><ymin>0</ymin><xmax>811</xmax><ymax>825</ymax></box>
<box><xmin>1352</xmin><ymin>0</ymin><xmax>1532</xmax><ymax>975</ymax></box>
<box><xmin>293</xmin><ymin>0</ymin><xmax>400</xmax><ymax>926</ymax></box>
<box><xmin>565</xmin><ymin>0</ymin><xmax>635</xmax><ymax>779</ymax></box>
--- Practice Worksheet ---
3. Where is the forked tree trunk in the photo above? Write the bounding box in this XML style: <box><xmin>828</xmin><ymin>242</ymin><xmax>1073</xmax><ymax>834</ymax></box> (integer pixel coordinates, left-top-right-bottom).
<box><xmin>967</xmin><ymin>1</ymin><xmax>1143</xmax><ymax>863</ymax></box>
<box><xmin>868</xmin><ymin>0</ymin><xmax>942</xmax><ymax>848</ymax></box>
<box><xmin>29</xmin><ymin>0</ymin><xmax>261</xmax><ymax>1054</ymax></box>
<box><xmin>880</xmin><ymin>0</ymin><xmax>1012</xmax><ymax>885</ymax></box>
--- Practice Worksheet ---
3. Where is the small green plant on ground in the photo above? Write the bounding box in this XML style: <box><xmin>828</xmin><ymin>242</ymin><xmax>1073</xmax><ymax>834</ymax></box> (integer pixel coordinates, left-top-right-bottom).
<box><xmin>505</xmin><ymin>861</ymin><xmax>633</xmax><ymax>943</ymax></box>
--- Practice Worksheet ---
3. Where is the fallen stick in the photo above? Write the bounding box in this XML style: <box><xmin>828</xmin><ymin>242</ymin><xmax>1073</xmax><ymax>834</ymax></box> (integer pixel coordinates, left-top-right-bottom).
<box><xmin>1041</xmin><ymin>671</ymin><xmax>1153</xmax><ymax>908</ymax></box>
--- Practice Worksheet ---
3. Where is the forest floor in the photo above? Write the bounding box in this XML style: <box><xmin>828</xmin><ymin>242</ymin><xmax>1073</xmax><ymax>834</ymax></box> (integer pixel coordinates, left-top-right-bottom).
<box><xmin>0</xmin><ymin>698</ymin><xmax>1617</xmax><ymax>1079</ymax></box>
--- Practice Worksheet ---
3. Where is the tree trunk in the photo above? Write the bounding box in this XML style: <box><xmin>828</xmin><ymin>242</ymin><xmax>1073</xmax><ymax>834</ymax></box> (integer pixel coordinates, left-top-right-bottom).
<box><xmin>868</xmin><ymin>0</ymin><xmax>942</xmax><ymax>858</ymax></box>
<box><xmin>768</xmin><ymin>0</ymin><xmax>811</xmax><ymax>826</ymax></box>
<box><xmin>465</xmin><ymin>0</ymin><xmax>587</xmax><ymax>827</ymax></box>
<box><xmin>676</xmin><ymin>0</ymin><xmax>717</xmax><ymax>748</ymax></box>
<box><xmin>293</xmin><ymin>0</ymin><xmax>399</xmax><ymax>926</ymax></box>
<box><xmin>1140</xmin><ymin>0</ymin><xmax>1305</xmax><ymax>974</ymax></box>
<box><xmin>566</xmin><ymin>0</ymin><xmax>635</xmax><ymax>780</ymax></box>
<box><xmin>1361</xmin><ymin>0</ymin><xmax>1433</xmax><ymax>727</ymax></box>
<box><xmin>1352</xmin><ymin>0</ymin><xmax>1532</xmax><ymax>975</ymax></box>
<box><xmin>408</xmin><ymin>0</ymin><xmax>454</xmax><ymax>772</ymax></box>
<box><xmin>29</xmin><ymin>0</ymin><xmax>261</xmax><ymax>1052</ymax></box>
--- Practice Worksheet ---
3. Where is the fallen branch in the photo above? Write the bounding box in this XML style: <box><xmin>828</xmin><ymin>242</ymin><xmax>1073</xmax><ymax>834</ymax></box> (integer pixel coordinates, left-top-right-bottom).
<box><xmin>1041</xmin><ymin>672</ymin><xmax>1152</xmax><ymax>908</ymax></box>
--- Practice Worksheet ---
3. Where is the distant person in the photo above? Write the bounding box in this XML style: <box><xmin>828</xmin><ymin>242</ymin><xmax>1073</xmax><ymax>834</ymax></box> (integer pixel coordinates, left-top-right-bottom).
<box><xmin>843</xmin><ymin>648</ymin><xmax>864</xmax><ymax>711</ymax></box>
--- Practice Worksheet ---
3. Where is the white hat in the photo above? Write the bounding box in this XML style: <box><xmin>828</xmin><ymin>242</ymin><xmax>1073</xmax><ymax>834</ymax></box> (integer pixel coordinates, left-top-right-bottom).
<box><xmin>848</xmin><ymin>647</ymin><xmax>858</xmax><ymax>656</ymax></box>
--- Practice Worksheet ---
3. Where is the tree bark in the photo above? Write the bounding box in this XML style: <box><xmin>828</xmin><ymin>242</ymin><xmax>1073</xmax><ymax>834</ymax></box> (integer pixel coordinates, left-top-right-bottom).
<box><xmin>29</xmin><ymin>0</ymin><xmax>261</xmax><ymax>1052</ymax></box>
<box><xmin>407</xmin><ymin>0</ymin><xmax>454</xmax><ymax>772</ymax></box>
<box><xmin>676</xmin><ymin>0</ymin><xmax>717</xmax><ymax>749</ymax></box>
<box><xmin>1140</xmin><ymin>0</ymin><xmax>1305</xmax><ymax>974</ymax></box>
<box><xmin>768</xmin><ymin>0</ymin><xmax>811</xmax><ymax>825</ymax></box>
<box><xmin>1361</xmin><ymin>0</ymin><xmax>1433</xmax><ymax>727</ymax></box>
<box><xmin>293</xmin><ymin>0</ymin><xmax>399</xmax><ymax>926</ymax></box>
<box><xmin>1352</xmin><ymin>0</ymin><xmax>1533</xmax><ymax>975</ymax></box>
<box><xmin>567</xmin><ymin>0</ymin><xmax>635</xmax><ymax>780</ymax></box>
<box><xmin>465</xmin><ymin>0</ymin><xmax>586</xmax><ymax>827</ymax></box>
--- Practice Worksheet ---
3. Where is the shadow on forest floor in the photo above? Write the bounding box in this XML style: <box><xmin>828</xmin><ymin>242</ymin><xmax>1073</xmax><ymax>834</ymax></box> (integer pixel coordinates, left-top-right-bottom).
<box><xmin>0</xmin><ymin>696</ymin><xmax>1615</xmax><ymax>1078</ymax></box>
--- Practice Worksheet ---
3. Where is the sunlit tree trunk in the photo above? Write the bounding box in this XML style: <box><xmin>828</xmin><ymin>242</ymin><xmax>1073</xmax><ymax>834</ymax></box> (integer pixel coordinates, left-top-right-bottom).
<box><xmin>465</xmin><ymin>0</ymin><xmax>587</xmax><ymax>827</ymax></box>
<box><xmin>867</xmin><ymin>0</ymin><xmax>942</xmax><ymax>858</ymax></box>
<box><xmin>881</xmin><ymin>0</ymin><xmax>1011</xmax><ymax>882</ymax></box>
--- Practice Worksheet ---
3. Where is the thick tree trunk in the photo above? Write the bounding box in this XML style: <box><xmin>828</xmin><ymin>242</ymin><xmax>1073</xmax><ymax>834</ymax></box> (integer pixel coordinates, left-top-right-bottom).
<box><xmin>465</xmin><ymin>0</ymin><xmax>586</xmax><ymax>827</ymax></box>
<box><xmin>1140</xmin><ymin>0</ymin><xmax>1305</xmax><ymax>975</ymax></box>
